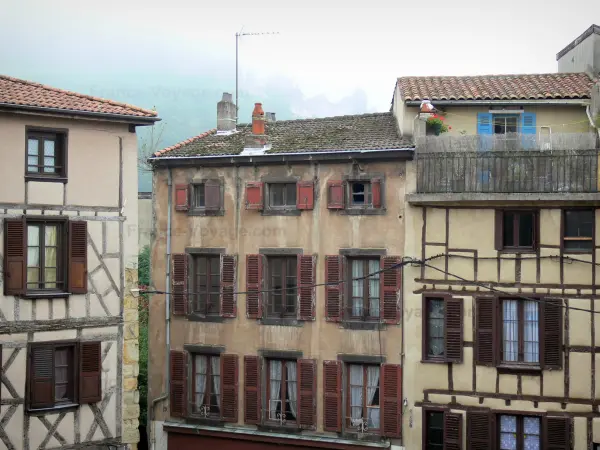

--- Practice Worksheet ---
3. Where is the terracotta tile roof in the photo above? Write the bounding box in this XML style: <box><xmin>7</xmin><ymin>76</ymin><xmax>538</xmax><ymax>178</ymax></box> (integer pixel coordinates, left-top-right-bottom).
<box><xmin>153</xmin><ymin>112</ymin><xmax>412</xmax><ymax>158</ymax></box>
<box><xmin>0</xmin><ymin>75</ymin><xmax>158</xmax><ymax>118</ymax></box>
<box><xmin>396</xmin><ymin>73</ymin><xmax>594</xmax><ymax>102</ymax></box>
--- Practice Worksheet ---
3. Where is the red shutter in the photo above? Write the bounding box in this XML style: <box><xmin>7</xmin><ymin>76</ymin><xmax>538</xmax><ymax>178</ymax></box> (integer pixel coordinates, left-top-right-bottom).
<box><xmin>445</xmin><ymin>298</ymin><xmax>463</xmax><ymax>363</ymax></box>
<box><xmin>380</xmin><ymin>256</ymin><xmax>401</xmax><ymax>324</ymax></box>
<box><xmin>542</xmin><ymin>299</ymin><xmax>563</xmax><ymax>370</ymax></box>
<box><xmin>244</xmin><ymin>356</ymin><xmax>261</xmax><ymax>424</ymax></box>
<box><xmin>475</xmin><ymin>297</ymin><xmax>497</xmax><ymax>366</ymax></box>
<box><xmin>220</xmin><ymin>254</ymin><xmax>237</xmax><ymax>318</ymax></box>
<box><xmin>68</xmin><ymin>221</ymin><xmax>88</xmax><ymax>294</ymax></box>
<box><xmin>444</xmin><ymin>412</ymin><xmax>463</xmax><ymax>450</ymax></box>
<box><xmin>467</xmin><ymin>410</ymin><xmax>493</xmax><ymax>450</ymax></box>
<box><xmin>298</xmin><ymin>359</ymin><xmax>316</xmax><ymax>429</ymax></box>
<box><xmin>325</xmin><ymin>255</ymin><xmax>343</xmax><ymax>322</ymax></box>
<box><xmin>245</xmin><ymin>182</ymin><xmax>264</xmax><ymax>210</ymax></box>
<box><xmin>29</xmin><ymin>345</ymin><xmax>54</xmax><ymax>409</ymax></box>
<box><xmin>246</xmin><ymin>254</ymin><xmax>263</xmax><ymax>319</ymax></box>
<box><xmin>220</xmin><ymin>354</ymin><xmax>238</xmax><ymax>422</ymax></box>
<box><xmin>204</xmin><ymin>180</ymin><xmax>221</xmax><ymax>211</ymax></box>
<box><xmin>323</xmin><ymin>360</ymin><xmax>341</xmax><ymax>432</ymax></box>
<box><xmin>327</xmin><ymin>181</ymin><xmax>344</xmax><ymax>209</ymax></box>
<box><xmin>296</xmin><ymin>181</ymin><xmax>314</xmax><ymax>210</ymax></box>
<box><xmin>175</xmin><ymin>184</ymin><xmax>190</xmax><ymax>211</ymax></box>
<box><xmin>494</xmin><ymin>210</ymin><xmax>503</xmax><ymax>251</ymax></box>
<box><xmin>297</xmin><ymin>255</ymin><xmax>316</xmax><ymax>320</ymax></box>
<box><xmin>170</xmin><ymin>350</ymin><xmax>187</xmax><ymax>417</ymax></box>
<box><xmin>3</xmin><ymin>217</ymin><xmax>26</xmax><ymax>295</ymax></box>
<box><xmin>381</xmin><ymin>364</ymin><xmax>402</xmax><ymax>438</ymax></box>
<box><xmin>544</xmin><ymin>416</ymin><xmax>571</xmax><ymax>450</ymax></box>
<box><xmin>372</xmin><ymin>178</ymin><xmax>382</xmax><ymax>208</ymax></box>
<box><xmin>171</xmin><ymin>254</ymin><xmax>188</xmax><ymax>316</ymax></box>
<box><xmin>79</xmin><ymin>342</ymin><xmax>101</xmax><ymax>404</ymax></box>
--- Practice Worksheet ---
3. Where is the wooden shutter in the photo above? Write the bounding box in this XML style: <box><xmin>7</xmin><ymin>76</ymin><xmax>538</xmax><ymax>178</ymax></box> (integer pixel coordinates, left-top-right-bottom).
<box><xmin>544</xmin><ymin>416</ymin><xmax>571</xmax><ymax>450</ymax></box>
<box><xmin>172</xmin><ymin>253</ymin><xmax>188</xmax><ymax>316</ymax></box>
<box><xmin>174</xmin><ymin>184</ymin><xmax>190</xmax><ymax>211</ymax></box>
<box><xmin>381</xmin><ymin>364</ymin><xmax>402</xmax><ymax>438</ymax></box>
<box><xmin>445</xmin><ymin>298</ymin><xmax>463</xmax><ymax>363</ymax></box>
<box><xmin>296</xmin><ymin>181</ymin><xmax>314</xmax><ymax>210</ymax></box>
<box><xmin>477</xmin><ymin>113</ymin><xmax>493</xmax><ymax>152</ymax></box>
<box><xmin>3</xmin><ymin>217</ymin><xmax>26</xmax><ymax>295</ymax></box>
<box><xmin>244</xmin><ymin>355</ymin><xmax>261</xmax><ymax>424</ymax></box>
<box><xmin>29</xmin><ymin>345</ymin><xmax>54</xmax><ymax>409</ymax></box>
<box><xmin>444</xmin><ymin>412</ymin><xmax>463</xmax><ymax>450</ymax></box>
<box><xmin>475</xmin><ymin>297</ymin><xmax>497</xmax><ymax>366</ymax></box>
<box><xmin>372</xmin><ymin>178</ymin><xmax>382</xmax><ymax>208</ymax></box>
<box><xmin>246</xmin><ymin>254</ymin><xmax>263</xmax><ymax>319</ymax></box>
<box><xmin>323</xmin><ymin>360</ymin><xmax>341</xmax><ymax>432</ymax></box>
<box><xmin>380</xmin><ymin>256</ymin><xmax>401</xmax><ymax>324</ymax></box>
<box><xmin>542</xmin><ymin>299</ymin><xmax>563</xmax><ymax>370</ymax></box>
<box><xmin>80</xmin><ymin>341</ymin><xmax>101</xmax><ymax>404</ymax></box>
<box><xmin>466</xmin><ymin>410</ymin><xmax>493</xmax><ymax>450</ymax></box>
<box><xmin>204</xmin><ymin>180</ymin><xmax>221</xmax><ymax>211</ymax></box>
<box><xmin>327</xmin><ymin>181</ymin><xmax>344</xmax><ymax>209</ymax></box>
<box><xmin>220</xmin><ymin>254</ymin><xmax>237</xmax><ymax>318</ymax></box>
<box><xmin>521</xmin><ymin>113</ymin><xmax>537</xmax><ymax>150</ymax></box>
<box><xmin>494</xmin><ymin>210</ymin><xmax>504</xmax><ymax>251</ymax></box>
<box><xmin>245</xmin><ymin>182</ymin><xmax>264</xmax><ymax>210</ymax></box>
<box><xmin>220</xmin><ymin>354</ymin><xmax>238</xmax><ymax>422</ymax></box>
<box><xmin>68</xmin><ymin>221</ymin><xmax>88</xmax><ymax>294</ymax></box>
<box><xmin>170</xmin><ymin>350</ymin><xmax>187</xmax><ymax>417</ymax></box>
<box><xmin>297</xmin><ymin>255</ymin><xmax>316</xmax><ymax>320</ymax></box>
<box><xmin>298</xmin><ymin>359</ymin><xmax>316</xmax><ymax>429</ymax></box>
<box><xmin>325</xmin><ymin>255</ymin><xmax>343</xmax><ymax>322</ymax></box>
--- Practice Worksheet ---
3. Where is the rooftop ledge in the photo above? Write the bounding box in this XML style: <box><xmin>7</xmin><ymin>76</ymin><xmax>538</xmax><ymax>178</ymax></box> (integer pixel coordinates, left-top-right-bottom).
<box><xmin>406</xmin><ymin>192</ymin><xmax>600</xmax><ymax>206</ymax></box>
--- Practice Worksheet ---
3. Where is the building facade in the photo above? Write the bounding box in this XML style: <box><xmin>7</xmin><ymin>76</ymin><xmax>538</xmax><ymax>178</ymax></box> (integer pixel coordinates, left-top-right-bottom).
<box><xmin>0</xmin><ymin>75</ymin><xmax>158</xmax><ymax>449</ymax></box>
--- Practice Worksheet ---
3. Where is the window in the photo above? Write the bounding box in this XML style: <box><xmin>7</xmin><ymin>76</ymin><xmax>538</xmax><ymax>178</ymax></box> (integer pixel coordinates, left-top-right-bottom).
<box><xmin>26</xmin><ymin>129</ymin><xmax>66</xmax><ymax>178</ymax></box>
<box><xmin>501</xmin><ymin>299</ymin><xmax>539</xmax><ymax>364</ymax></box>
<box><xmin>493</xmin><ymin>115</ymin><xmax>519</xmax><ymax>151</ymax></box>
<box><xmin>267</xmin><ymin>256</ymin><xmax>297</xmax><ymax>317</ymax></box>
<box><xmin>350</xmin><ymin>182</ymin><xmax>372</xmax><ymax>206</ymax></box>
<box><xmin>26</xmin><ymin>221</ymin><xmax>66</xmax><ymax>292</ymax></box>
<box><xmin>267</xmin><ymin>359</ymin><xmax>297</xmax><ymax>424</ymax></box>
<box><xmin>193</xmin><ymin>184</ymin><xmax>206</xmax><ymax>208</ymax></box>
<box><xmin>423</xmin><ymin>295</ymin><xmax>463</xmax><ymax>363</ymax></box>
<box><xmin>425</xmin><ymin>411</ymin><xmax>444</xmax><ymax>450</ymax></box>
<box><xmin>563</xmin><ymin>209</ymin><xmax>594</xmax><ymax>252</ymax></box>
<box><xmin>347</xmin><ymin>364</ymin><xmax>380</xmax><ymax>432</ymax></box>
<box><xmin>268</xmin><ymin>183</ymin><xmax>296</xmax><ymax>208</ymax></box>
<box><xmin>348</xmin><ymin>258</ymin><xmax>380</xmax><ymax>319</ymax></box>
<box><xmin>192</xmin><ymin>255</ymin><xmax>221</xmax><ymax>316</ymax></box>
<box><xmin>190</xmin><ymin>181</ymin><xmax>222</xmax><ymax>213</ymax></box>
<box><xmin>426</xmin><ymin>298</ymin><xmax>445</xmax><ymax>359</ymax></box>
<box><xmin>500</xmin><ymin>211</ymin><xmax>536</xmax><ymax>250</ymax></box>
<box><xmin>192</xmin><ymin>354</ymin><xmax>221</xmax><ymax>417</ymax></box>
<box><xmin>499</xmin><ymin>415</ymin><xmax>540</xmax><ymax>450</ymax></box>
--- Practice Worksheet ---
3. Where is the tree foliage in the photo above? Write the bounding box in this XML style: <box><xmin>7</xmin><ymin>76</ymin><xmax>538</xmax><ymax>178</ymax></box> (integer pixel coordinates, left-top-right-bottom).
<box><xmin>137</xmin><ymin>245</ymin><xmax>150</xmax><ymax>427</ymax></box>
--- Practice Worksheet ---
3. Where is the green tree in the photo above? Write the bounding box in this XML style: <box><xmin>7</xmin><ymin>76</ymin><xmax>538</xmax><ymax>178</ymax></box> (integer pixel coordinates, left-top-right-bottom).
<box><xmin>137</xmin><ymin>245</ymin><xmax>150</xmax><ymax>427</ymax></box>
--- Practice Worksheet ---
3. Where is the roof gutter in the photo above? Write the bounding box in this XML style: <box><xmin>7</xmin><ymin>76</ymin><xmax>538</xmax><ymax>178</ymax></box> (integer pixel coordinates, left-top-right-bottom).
<box><xmin>405</xmin><ymin>99</ymin><xmax>591</xmax><ymax>106</ymax></box>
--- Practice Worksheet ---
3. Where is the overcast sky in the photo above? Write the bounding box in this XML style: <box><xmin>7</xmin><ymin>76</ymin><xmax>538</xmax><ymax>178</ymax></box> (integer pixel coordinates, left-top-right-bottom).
<box><xmin>1</xmin><ymin>0</ymin><xmax>598</xmax><ymax>112</ymax></box>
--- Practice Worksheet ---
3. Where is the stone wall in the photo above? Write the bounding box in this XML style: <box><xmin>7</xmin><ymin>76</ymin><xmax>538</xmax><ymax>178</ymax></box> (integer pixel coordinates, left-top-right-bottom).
<box><xmin>123</xmin><ymin>267</ymin><xmax>140</xmax><ymax>449</ymax></box>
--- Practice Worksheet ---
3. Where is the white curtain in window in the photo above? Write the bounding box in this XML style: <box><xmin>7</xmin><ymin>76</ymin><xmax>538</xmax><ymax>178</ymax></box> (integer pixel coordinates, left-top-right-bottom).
<box><xmin>500</xmin><ymin>415</ymin><xmax>517</xmax><ymax>450</ymax></box>
<box><xmin>352</xmin><ymin>261</ymin><xmax>363</xmax><ymax>316</ymax></box>
<box><xmin>524</xmin><ymin>301</ymin><xmax>539</xmax><ymax>363</ymax></box>
<box><xmin>503</xmin><ymin>300</ymin><xmax>518</xmax><ymax>362</ymax></box>
<box><xmin>366</xmin><ymin>366</ymin><xmax>380</xmax><ymax>429</ymax></box>
<box><xmin>368</xmin><ymin>260</ymin><xmax>380</xmax><ymax>317</ymax></box>
<box><xmin>349</xmin><ymin>365</ymin><xmax>363</xmax><ymax>424</ymax></box>
<box><xmin>269</xmin><ymin>361</ymin><xmax>282</xmax><ymax>420</ymax></box>
<box><xmin>195</xmin><ymin>356</ymin><xmax>208</xmax><ymax>409</ymax></box>
<box><xmin>211</xmin><ymin>357</ymin><xmax>221</xmax><ymax>412</ymax></box>
<box><xmin>523</xmin><ymin>417</ymin><xmax>540</xmax><ymax>450</ymax></box>
<box><xmin>286</xmin><ymin>361</ymin><xmax>297</xmax><ymax>419</ymax></box>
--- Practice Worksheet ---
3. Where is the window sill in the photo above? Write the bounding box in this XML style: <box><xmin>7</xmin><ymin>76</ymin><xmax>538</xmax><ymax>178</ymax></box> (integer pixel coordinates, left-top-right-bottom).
<box><xmin>21</xmin><ymin>291</ymin><xmax>71</xmax><ymax>299</ymax></box>
<box><xmin>185</xmin><ymin>416</ymin><xmax>224</xmax><ymax>427</ymax></box>
<box><xmin>25</xmin><ymin>174</ymin><xmax>68</xmax><ymax>183</ymax></box>
<box><xmin>498</xmin><ymin>248</ymin><xmax>537</xmax><ymax>254</ymax></box>
<box><xmin>188</xmin><ymin>209</ymin><xmax>225</xmax><ymax>217</ymax></box>
<box><xmin>261</xmin><ymin>209</ymin><xmax>301</xmax><ymax>217</ymax></box>
<box><xmin>562</xmin><ymin>249</ymin><xmax>593</xmax><ymax>255</ymax></box>
<box><xmin>421</xmin><ymin>358</ymin><xmax>448</xmax><ymax>365</ymax></box>
<box><xmin>342</xmin><ymin>431</ymin><xmax>382</xmax><ymax>442</ymax></box>
<box><xmin>340</xmin><ymin>208</ymin><xmax>385</xmax><ymax>216</ymax></box>
<box><xmin>187</xmin><ymin>314</ymin><xmax>226</xmax><ymax>323</ymax></box>
<box><xmin>260</xmin><ymin>317</ymin><xmax>303</xmax><ymax>327</ymax></box>
<box><xmin>497</xmin><ymin>364</ymin><xmax>542</xmax><ymax>375</ymax></box>
<box><xmin>27</xmin><ymin>403</ymin><xmax>79</xmax><ymax>415</ymax></box>
<box><xmin>341</xmin><ymin>321</ymin><xmax>385</xmax><ymax>331</ymax></box>
<box><xmin>258</xmin><ymin>423</ymin><xmax>302</xmax><ymax>434</ymax></box>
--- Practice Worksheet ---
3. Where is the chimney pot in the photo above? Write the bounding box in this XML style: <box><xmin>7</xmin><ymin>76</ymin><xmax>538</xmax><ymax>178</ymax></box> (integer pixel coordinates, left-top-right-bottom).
<box><xmin>217</xmin><ymin>92</ymin><xmax>236</xmax><ymax>132</ymax></box>
<box><xmin>266</xmin><ymin>112</ymin><xmax>276</xmax><ymax>122</ymax></box>
<box><xmin>252</xmin><ymin>102</ymin><xmax>265</xmax><ymax>135</ymax></box>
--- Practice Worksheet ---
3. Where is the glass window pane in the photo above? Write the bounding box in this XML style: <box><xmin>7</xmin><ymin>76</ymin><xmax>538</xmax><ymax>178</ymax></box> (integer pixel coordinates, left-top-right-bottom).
<box><xmin>43</xmin><ymin>140</ymin><xmax>55</xmax><ymax>157</ymax></box>
<box><xmin>28</xmin><ymin>156</ymin><xmax>38</xmax><ymax>166</ymax></box>
<box><xmin>44</xmin><ymin>156</ymin><xmax>55</xmax><ymax>167</ymax></box>
<box><xmin>194</xmin><ymin>185</ymin><xmax>205</xmax><ymax>208</ymax></box>
<box><xmin>27</xmin><ymin>267</ymin><xmax>40</xmax><ymax>284</ymax></box>
<box><xmin>270</xmin><ymin>185</ymin><xmax>284</xmax><ymax>206</ymax></box>
<box><xmin>565</xmin><ymin>210</ymin><xmax>593</xmax><ymax>237</ymax></box>
<box><xmin>45</xmin><ymin>225</ymin><xmax>58</xmax><ymax>246</ymax></box>
<box><xmin>503</xmin><ymin>300</ymin><xmax>519</xmax><ymax>362</ymax></box>
<box><xmin>286</xmin><ymin>183</ymin><xmax>296</xmax><ymax>206</ymax></box>
<box><xmin>428</xmin><ymin>298</ymin><xmax>445</xmax><ymax>357</ymax></box>
<box><xmin>503</xmin><ymin>212</ymin><xmax>515</xmax><ymax>247</ymax></box>
<box><xmin>351</xmin><ymin>260</ymin><xmax>364</xmax><ymax>316</ymax></box>
<box><xmin>518</xmin><ymin>213</ymin><xmax>534</xmax><ymax>247</ymax></box>
<box><xmin>28</xmin><ymin>225</ymin><xmax>40</xmax><ymax>246</ymax></box>
<box><xmin>564</xmin><ymin>240</ymin><xmax>593</xmax><ymax>251</ymax></box>
<box><xmin>351</xmin><ymin>183</ymin><xmax>365</xmax><ymax>205</ymax></box>
<box><xmin>28</xmin><ymin>165</ymin><xmax>39</xmax><ymax>173</ymax></box>
<box><xmin>28</xmin><ymin>138</ymin><xmax>39</xmax><ymax>156</ymax></box>
<box><xmin>524</xmin><ymin>301</ymin><xmax>539</xmax><ymax>363</ymax></box>
<box><xmin>368</xmin><ymin>259</ymin><xmax>380</xmax><ymax>317</ymax></box>
<box><xmin>28</xmin><ymin>247</ymin><xmax>40</xmax><ymax>267</ymax></box>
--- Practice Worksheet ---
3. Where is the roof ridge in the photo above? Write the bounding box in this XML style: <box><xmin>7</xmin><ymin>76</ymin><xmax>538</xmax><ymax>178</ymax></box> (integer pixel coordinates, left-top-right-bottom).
<box><xmin>269</xmin><ymin>111</ymin><xmax>392</xmax><ymax>124</ymax></box>
<box><xmin>0</xmin><ymin>74</ymin><xmax>158</xmax><ymax>117</ymax></box>
<box><xmin>154</xmin><ymin>129</ymin><xmax>217</xmax><ymax>156</ymax></box>
<box><xmin>397</xmin><ymin>72</ymin><xmax>590</xmax><ymax>79</ymax></box>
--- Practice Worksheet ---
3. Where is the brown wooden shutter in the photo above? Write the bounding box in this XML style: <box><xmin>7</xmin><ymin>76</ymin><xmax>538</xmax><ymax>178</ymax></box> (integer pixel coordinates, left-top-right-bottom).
<box><xmin>372</xmin><ymin>178</ymin><xmax>382</xmax><ymax>208</ymax></box>
<box><xmin>245</xmin><ymin>182</ymin><xmax>264</xmax><ymax>210</ymax></box>
<box><xmin>297</xmin><ymin>255</ymin><xmax>316</xmax><ymax>320</ymax></box>
<box><xmin>296</xmin><ymin>181</ymin><xmax>314</xmax><ymax>210</ymax></box>
<box><xmin>298</xmin><ymin>359</ymin><xmax>316</xmax><ymax>429</ymax></box>
<box><xmin>3</xmin><ymin>217</ymin><xmax>26</xmax><ymax>295</ymax></box>
<box><xmin>220</xmin><ymin>354</ymin><xmax>238</xmax><ymax>422</ymax></box>
<box><xmin>381</xmin><ymin>364</ymin><xmax>402</xmax><ymax>438</ymax></box>
<box><xmin>542</xmin><ymin>298</ymin><xmax>563</xmax><ymax>370</ymax></box>
<box><xmin>170</xmin><ymin>350</ymin><xmax>187</xmax><ymax>417</ymax></box>
<box><xmin>466</xmin><ymin>410</ymin><xmax>493</xmax><ymax>450</ymax></box>
<box><xmin>220</xmin><ymin>254</ymin><xmax>237</xmax><ymax>318</ymax></box>
<box><xmin>29</xmin><ymin>345</ymin><xmax>54</xmax><ymax>409</ymax></box>
<box><xmin>325</xmin><ymin>255</ymin><xmax>343</xmax><ymax>322</ymax></box>
<box><xmin>68</xmin><ymin>221</ymin><xmax>88</xmax><ymax>294</ymax></box>
<box><xmin>323</xmin><ymin>360</ymin><xmax>341</xmax><ymax>432</ymax></box>
<box><xmin>380</xmin><ymin>256</ymin><xmax>401</xmax><ymax>324</ymax></box>
<box><xmin>79</xmin><ymin>341</ymin><xmax>101</xmax><ymax>404</ymax></box>
<box><xmin>204</xmin><ymin>180</ymin><xmax>221</xmax><ymax>211</ymax></box>
<box><xmin>475</xmin><ymin>297</ymin><xmax>497</xmax><ymax>366</ymax></box>
<box><xmin>246</xmin><ymin>254</ymin><xmax>263</xmax><ymax>319</ymax></box>
<box><xmin>172</xmin><ymin>253</ymin><xmax>188</xmax><ymax>316</ymax></box>
<box><xmin>494</xmin><ymin>210</ymin><xmax>503</xmax><ymax>251</ymax></box>
<box><xmin>244</xmin><ymin>355</ymin><xmax>261</xmax><ymax>424</ymax></box>
<box><xmin>445</xmin><ymin>298</ymin><xmax>463</xmax><ymax>363</ymax></box>
<box><xmin>544</xmin><ymin>416</ymin><xmax>571</xmax><ymax>450</ymax></box>
<box><xmin>444</xmin><ymin>412</ymin><xmax>463</xmax><ymax>450</ymax></box>
<box><xmin>175</xmin><ymin>184</ymin><xmax>190</xmax><ymax>211</ymax></box>
<box><xmin>327</xmin><ymin>181</ymin><xmax>344</xmax><ymax>209</ymax></box>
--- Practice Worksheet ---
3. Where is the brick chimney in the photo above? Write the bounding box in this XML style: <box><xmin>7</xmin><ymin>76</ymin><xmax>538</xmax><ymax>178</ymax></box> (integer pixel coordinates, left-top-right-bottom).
<box><xmin>252</xmin><ymin>103</ymin><xmax>265</xmax><ymax>135</ymax></box>
<box><xmin>217</xmin><ymin>92</ymin><xmax>236</xmax><ymax>133</ymax></box>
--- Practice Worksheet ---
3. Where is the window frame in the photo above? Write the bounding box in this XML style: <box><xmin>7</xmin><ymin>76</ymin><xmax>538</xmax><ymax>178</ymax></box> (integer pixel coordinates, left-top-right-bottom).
<box><xmin>266</xmin><ymin>182</ymin><xmax>297</xmax><ymax>210</ymax></box>
<box><xmin>191</xmin><ymin>254</ymin><xmax>221</xmax><ymax>317</ymax></box>
<box><xmin>190</xmin><ymin>353</ymin><xmax>222</xmax><ymax>419</ymax></box>
<box><xmin>348</xmin><ymin>181</ymin><xmax>373</xmax><ymax>208</ymax></box>
<box><xmin>266</xmin><ymin>256</ymin><xmax>298</xmax><ymax>318</ymax></box>
<box><xmin>346</xmin><ymin>257</ymin><xmax>380</xmax><ymax>321</ymax></box>
<box><xmin>496</xmin><ymin>413</ymin><xmax>542</xmax><ymax>450</ymax></box>
<box><xmin>495</xmin><ymin>209</ymin><xmax>538</xmax><ymax>252</ymax></box>
<box><xmin>423</xmin><ymin>295</ymin><xmax>446</xmax><ymax>362</ymax></box>
<box><xmin>345</xmin><ymin>363</ymin><xmax>381</xmax><ymax>434</ymax></box>
<box><xmin>422</xmin><ymin>407</ymin><xmax>445</xmax><ymax>450</ymax></box>
<box><xmin>561</xmin><ymin>208</ymin><xmax>594</xmax><ymax>254</ymax></box>
<box><xmin>499</xmin><ymin>298</ymin><xmax>540</xmax><ymax>366</ymax></box>
<box><xmin>25</xmin><ymin>218</ymin><xmax>68</xmax><ymax>295</ymax></box>
<box><xmin>266</xmin><ymin>358</ymin><xmax>299</xmax><ymax>425</ymax></box>
<box><xmin>25</xmin><ymin>127</ymin><xmax>68</xmax><ymax>182</ymax></box>
<box><xmin>188</xmin><ymin>180</ymin><xmax>224</xmax><ymax>216</ymax></box>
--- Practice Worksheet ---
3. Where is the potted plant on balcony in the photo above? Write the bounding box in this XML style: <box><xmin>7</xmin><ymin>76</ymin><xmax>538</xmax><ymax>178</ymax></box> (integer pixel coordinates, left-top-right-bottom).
<box><xmin>426</xmin><ymin>114</ymin><xmax>450</xmax><ymax>136</ymax></box>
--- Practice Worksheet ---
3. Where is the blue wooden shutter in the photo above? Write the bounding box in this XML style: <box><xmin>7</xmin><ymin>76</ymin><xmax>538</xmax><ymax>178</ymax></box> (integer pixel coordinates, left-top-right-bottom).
<box><xmin>521</xmin><ymin>112</ymin><xmax>536</xmax><ymax>149</ymax></box>
<box><xmin>477</xmin><ymin>113</ymin><xmax>493</xmax><ymax>152</ymax></box>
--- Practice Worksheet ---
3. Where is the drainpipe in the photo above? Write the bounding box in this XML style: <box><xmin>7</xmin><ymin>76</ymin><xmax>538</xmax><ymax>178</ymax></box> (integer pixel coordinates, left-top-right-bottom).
<box><xmin>149</xmin><ymin>168</ymin><xmax>172</xmax><ymax>450</ymax></box>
